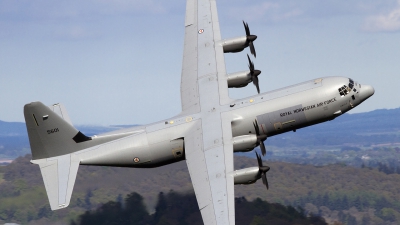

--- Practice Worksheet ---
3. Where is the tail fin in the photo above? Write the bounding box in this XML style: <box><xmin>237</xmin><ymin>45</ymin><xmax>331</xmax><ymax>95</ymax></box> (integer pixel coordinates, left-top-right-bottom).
<box><xmin>24</xmin><ymin>101</ymin><xmax>91</xmax><ymax>160</ymax></box>
<box><xmin>24</xmin><ymin>102</ymin><xmax>90</xmax><ymax>210</ymax></box>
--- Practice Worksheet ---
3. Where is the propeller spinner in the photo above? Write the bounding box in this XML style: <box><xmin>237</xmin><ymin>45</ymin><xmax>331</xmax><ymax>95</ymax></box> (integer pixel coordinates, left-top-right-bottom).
<box><xmin>247</xmin><ymin>54</ymin><xmax>262</xmax><ymax>94</ymax></box>
<box><xmin>256</xmin><ymin>152</ymin><xmax>270</xmax><ymax>190</ymax></box>
<box><xmin>243</xmin><ymin>21</ymin><xmax>257</xmax><ymax>57</ymax></box>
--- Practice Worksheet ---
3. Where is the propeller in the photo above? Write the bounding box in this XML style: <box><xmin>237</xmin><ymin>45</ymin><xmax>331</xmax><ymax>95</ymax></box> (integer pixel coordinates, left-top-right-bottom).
<box><xmin>247</xmin><ymin>54</ymin><xmax>262</xmax><ymax>94</ymax></box>
<box><xmin>253</xmin><ymin>119</ymin><xmax>267</xmax><ymax>156</ymax></box>
<box><xmin>243</xmin><ymin>21</ymin><xmax>257</xmax><ymax>57</ymax></box>
<box><xmin>256</xmin><ymin>152</ymin><xmax>270</xmax><ymax>190</ymax></box>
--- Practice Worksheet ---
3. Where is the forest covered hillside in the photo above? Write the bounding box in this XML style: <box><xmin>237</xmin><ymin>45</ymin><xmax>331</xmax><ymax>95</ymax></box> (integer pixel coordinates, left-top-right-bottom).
<box><xmin>1</xmin><ymin>155</ymin><xmax>400</xmax><ymax>224</ymax></box>
<box><xmin>70</xmin><ymin>191</ymin><xmax>327</xmax><ymax>225</ymax></box>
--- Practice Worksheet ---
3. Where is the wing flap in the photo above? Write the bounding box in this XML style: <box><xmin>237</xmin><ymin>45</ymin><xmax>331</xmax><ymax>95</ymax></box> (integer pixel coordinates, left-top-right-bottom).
<box><xmin>185</xmin><ymin>120</ymin><xmax>213</xmax><ymax>210</ymax></box>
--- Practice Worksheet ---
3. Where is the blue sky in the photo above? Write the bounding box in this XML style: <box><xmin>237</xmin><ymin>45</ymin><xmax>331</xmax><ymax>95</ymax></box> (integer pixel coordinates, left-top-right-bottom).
<box><xmin>1</xmin><ymin>0</ymin><xmax>400</xmax><ymax>125</ymax></box>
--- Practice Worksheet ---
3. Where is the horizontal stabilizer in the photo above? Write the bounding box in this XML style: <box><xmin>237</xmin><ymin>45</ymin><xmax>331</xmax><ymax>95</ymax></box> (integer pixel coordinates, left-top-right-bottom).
<box><xmin>32</xmin><ymin>154</ymin><xmax>80</xmax><ymax>210</ymax></box>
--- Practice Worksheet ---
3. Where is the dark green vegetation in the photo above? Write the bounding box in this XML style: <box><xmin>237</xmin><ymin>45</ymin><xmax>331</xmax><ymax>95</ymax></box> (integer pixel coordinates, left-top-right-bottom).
<box><xmin>70</xmin><ymin>191</ymin><xmax>326</xmax><ymax>225</ymax></box>
<box><xmin>2</xmin><ymin>155</ymin><xmax>400</xmax><ymax>224</ymax></box>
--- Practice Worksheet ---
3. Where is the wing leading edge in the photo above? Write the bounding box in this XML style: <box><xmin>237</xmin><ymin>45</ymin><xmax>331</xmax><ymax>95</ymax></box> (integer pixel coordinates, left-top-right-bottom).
<box><xmin>182</xmin><ymin>0</ymin><xmax>235</xmax><ymax>224</ymax></box>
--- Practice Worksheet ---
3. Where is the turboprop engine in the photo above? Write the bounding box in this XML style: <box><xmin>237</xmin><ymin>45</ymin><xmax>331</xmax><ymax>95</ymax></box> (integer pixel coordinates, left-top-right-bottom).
<box><xmin>227</xmin><ymin>55</ymin><xmax>261</xmax><ymax>93</ymax></box>
<box><xmin>233</xmin><ymin>166</ymin><xmax>260</xmax><ymax>184</ymax></box>
<box><xmin>232</xmin><ymin>120</ymin><xmax>267</xmax><ymax>155</ymax></box>
<box><xmin>233</xmin><ymin>134</ymin><xmax>258</xmax><ymax>152</ymax></box>
<box><xmin>233</xmin><ymin>153</ymin><xmax>270</xmax><ymax>189</ymax></box>
<box><xmin>221</xmin><ymin>21</ymin><xmax>257</xmax><ymax>57</ymax></box>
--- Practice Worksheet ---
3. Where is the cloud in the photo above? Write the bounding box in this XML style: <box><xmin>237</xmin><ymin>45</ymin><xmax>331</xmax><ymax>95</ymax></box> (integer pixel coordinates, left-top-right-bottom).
<box><xmin>363</xmin><ymin>0</ymin><xmax>400</xmax><ymax>32</ymax></box>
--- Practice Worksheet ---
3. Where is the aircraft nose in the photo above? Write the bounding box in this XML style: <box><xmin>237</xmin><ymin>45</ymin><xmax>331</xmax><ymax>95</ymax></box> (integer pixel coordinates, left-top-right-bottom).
<box><xmin>360</xmin><ymin>84</ymin><xmax>375</xmax><ymax>101</ymax></box>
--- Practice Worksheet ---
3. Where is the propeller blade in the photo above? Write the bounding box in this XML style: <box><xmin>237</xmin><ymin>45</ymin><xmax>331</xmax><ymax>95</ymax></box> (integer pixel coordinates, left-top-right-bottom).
<box><xmin>262</xmin><ymin>173</ymin><xmax>268</xmax><ymax>189</ymax></box>
<box><xmin>243</xmin><ymin>21</ymin><xmax>257</xmax><ymax>57</ymax></box>
<box><xmin>247</xmin><ymin>54</ymin><xmax>260</xmax><ymax>93</ymax></box>
<box><xmin>243</xmin><ymin>21</ymin><xmax>250</xmax><ymax>36</ymax></box>
<box><xmin>260</xmin><ymin>141</ymin><xmax>266</xmax><ymax>156</ymax></box>
<box><xmin>256</xmin><ymin>152</ymin><xmax>262</xmax><ymax>167</ymax></box>
<box><xmin>256</xmin><ymin>152</ymin><xmax>269</xmax><ymax>190</ymax></box>
<box><xmin>253</xmin><ymin>75</ymin><xmax>260</xmax><ymax>94</ymax></box>
<box><xmin>253</xmin><ymin>121</ymin><xmax>260</xmax><ymax>136</ymax></box>
<box><xmin>255</xmin><ymin>120</ymin><xmax>267</xmax><ymax>154</ymax></box>
<box><xmin>247</xmin><ymin>54</ymin><xmax>254</xmax><ymax>72</ymax></box>
<box><xmin>249</xmin><ymin>41</ymin><xmax>256</xmax><ymax>58</ymax></box>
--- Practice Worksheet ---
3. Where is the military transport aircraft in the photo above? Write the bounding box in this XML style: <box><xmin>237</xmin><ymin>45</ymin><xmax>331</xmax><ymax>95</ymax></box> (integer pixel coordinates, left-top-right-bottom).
<box><xmin>23</xmin><ymin>0</ymin><xmax>375</xmax><ymax>224</ymax></box>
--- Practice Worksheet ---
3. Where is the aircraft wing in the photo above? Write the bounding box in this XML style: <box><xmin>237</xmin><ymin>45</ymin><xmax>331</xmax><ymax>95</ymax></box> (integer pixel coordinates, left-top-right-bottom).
<box><xmin>181</xmin><ymin>0</ymin><xmax>231</xmax><ymax>114</ymax></box>
<box><xmin>182</xmin><ymin>0</ymin><xmax>235</xmax><ymax>224</ymax></box>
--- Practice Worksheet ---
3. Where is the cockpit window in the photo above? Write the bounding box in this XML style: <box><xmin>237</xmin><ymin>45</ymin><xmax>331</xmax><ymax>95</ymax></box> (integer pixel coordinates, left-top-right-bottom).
<box><xmin>338</xmin><ymin>85</ymin><xmax>350</xmax><ymax>97</ymax></box>
<box><xmin>338</xmin><ymin>79</ymin><xmax>356</xmax><ymax>97</ymax></box>
<box><xmin>348</xmin><ymin>78</ymin><xmax>354</xmax><ymax>89</ymax></box>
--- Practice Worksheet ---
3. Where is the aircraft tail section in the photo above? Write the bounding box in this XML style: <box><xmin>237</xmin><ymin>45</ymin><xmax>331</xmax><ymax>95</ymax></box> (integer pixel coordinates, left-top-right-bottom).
<box><xmin>23</xmin><ymin>102</ymin><xmax>90</xmax><ymax>210</ymax></box>
<box><xmin>24</xmin><ymin>101</ymin><xmax>91</xmax><ymax>160</ymax></box>
<box><xmin>24</xmin><ymin>101</ymin><xmax>134</xmax><ymax>210</ymax></box>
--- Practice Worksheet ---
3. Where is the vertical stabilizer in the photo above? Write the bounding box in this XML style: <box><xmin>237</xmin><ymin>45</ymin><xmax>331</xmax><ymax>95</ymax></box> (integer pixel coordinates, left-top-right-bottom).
<box><xmin>24</xmin><ymin>101</ymin><xmax>91</xmax><ymax>160</ymax></box>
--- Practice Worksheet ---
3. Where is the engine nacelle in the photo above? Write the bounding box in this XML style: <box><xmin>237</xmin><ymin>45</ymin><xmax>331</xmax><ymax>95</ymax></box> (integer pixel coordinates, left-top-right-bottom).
<box><xmin>232</xmin><ymin>167</ymin><xmax>261</xmax><ymax>185</ymax></box>
<box><xmin>227</xmin><ymin>71</ymin><xmax>252</xmax><ymax>88</ymax></box>
<box><xmin>221</xmin><ymin>36</ymin><xmax>247</xmax><ymax>53</ymax></box>
<box><xmin>233</xmin><ymin>134</ymin><xmax>258</xmax><ymax>152</ymax></box>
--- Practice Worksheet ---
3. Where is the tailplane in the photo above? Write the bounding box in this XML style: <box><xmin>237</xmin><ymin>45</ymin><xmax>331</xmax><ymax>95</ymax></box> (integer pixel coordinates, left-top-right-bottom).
<box><xmin>24</xmin><ymin>101</ymin><xmax>132</xmax><ymax>210</ymax></box>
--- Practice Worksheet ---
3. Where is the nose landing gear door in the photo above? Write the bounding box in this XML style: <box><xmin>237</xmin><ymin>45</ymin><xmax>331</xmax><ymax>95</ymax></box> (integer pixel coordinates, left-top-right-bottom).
<box><xmin>170</xmin><ymin>138</ymin><xmax>185</xmax><ymax>159</ymax></box>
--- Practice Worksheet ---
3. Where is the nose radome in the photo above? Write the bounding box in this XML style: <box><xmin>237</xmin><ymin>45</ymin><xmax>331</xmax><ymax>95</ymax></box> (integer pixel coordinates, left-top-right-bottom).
<box><xmin>361</xmin><ymin>85</ymin><xmax>375</xmax><ymax>100</ymax></box>
<box><xmin>364</xmin><ymin>85</ymin><xmax>375</xmax><ymax>97</ymax></box>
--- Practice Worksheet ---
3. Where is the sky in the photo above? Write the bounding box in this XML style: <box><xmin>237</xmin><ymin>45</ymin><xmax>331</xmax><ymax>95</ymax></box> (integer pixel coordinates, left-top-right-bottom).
<box><xmin>1</xmin><ymin>0</ymin><xmax>400</xmax><ymax>125</ymax></box>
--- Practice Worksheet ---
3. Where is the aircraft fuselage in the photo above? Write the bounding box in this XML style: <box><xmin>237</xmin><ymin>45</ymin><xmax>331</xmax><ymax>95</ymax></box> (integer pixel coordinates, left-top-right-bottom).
<box><xmin>78</xmin><ymin>76</ymin><xmax>374</xmax><ymax>168</ymax></box>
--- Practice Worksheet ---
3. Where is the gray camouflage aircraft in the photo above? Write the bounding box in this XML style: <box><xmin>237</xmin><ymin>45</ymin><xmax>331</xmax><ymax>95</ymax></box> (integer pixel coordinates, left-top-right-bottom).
<box><xmin>23</xmin><ymin>0</ymin><xmax>375</xmax><ymax>224</ymax></box>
